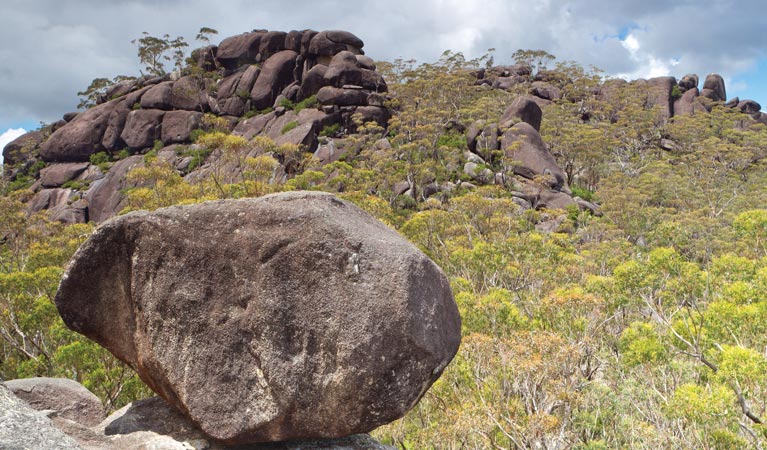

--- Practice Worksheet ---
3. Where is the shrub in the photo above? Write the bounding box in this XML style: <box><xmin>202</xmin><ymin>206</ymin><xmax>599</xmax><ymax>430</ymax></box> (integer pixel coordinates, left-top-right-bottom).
<box><xmin>294</xmin><ymin>95</ymin><xmax>318</xmax><ymax>112</ymax></box>
<box><xmin>320</xmin><ymin>123</ymin><xmax>341</xmax><ymax>137</ymax></box>
<box><xmin>281</xmin><ymin>121</ymin><xmax>299</xmax><ymax>135</ymax></box>
<box><xmin>278</xmin><ymin>98</ymin><xmax>295</xmax><ymax>110</ymax></box>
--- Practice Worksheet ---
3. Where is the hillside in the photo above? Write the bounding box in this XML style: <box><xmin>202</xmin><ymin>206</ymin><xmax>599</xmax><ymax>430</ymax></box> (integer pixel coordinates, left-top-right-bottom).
<box><xmin>4</xmin><ymin>28</ymin><xmax>767</xmax><ymax>449</ymax></box>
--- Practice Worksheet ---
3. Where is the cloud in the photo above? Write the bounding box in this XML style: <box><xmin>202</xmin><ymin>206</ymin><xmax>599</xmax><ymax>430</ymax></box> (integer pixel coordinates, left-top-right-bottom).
<box><xmin>0</xmin><ymin>128</ymin><xmax>28</xmax><ymax>165</ymax></box>
<box><xmin>1</xmin><ymin>0</ymin><xmax>766</xmax><ymax>130</ymax></box>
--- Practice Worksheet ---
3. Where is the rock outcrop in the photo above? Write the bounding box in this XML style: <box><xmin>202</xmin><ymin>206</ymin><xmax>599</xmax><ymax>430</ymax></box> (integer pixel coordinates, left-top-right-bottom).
<box><xmin>1</xmin><ymin>380</ymin><xmax>395</xmax><ymax>449</ymax></box>
<box><xmin>4</xmin><ymin>28</ymin><xmax>392</xmax><ymax>224</ymax></box>
<box><xmin>4</xmin><ymin>377</ymin><xmax>106</xmax><ymax>427</ymax></box>
<box><xmin>0</xmin><ymin>383</ymin><xmax>83</xmax><ymax>450</ymax></box>
<box><xmin>55</xmin><ymin>191</ymin><xmax>461</xmax><ymax>444</ymax></box>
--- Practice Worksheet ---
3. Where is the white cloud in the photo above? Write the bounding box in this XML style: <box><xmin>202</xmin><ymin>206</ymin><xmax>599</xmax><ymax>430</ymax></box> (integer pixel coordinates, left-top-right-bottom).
<box><xmin>0</xmin><ymin>128</ymin><xmax>27</xmax><ymax>165</ymax></box>
<box><xmin>0</xmin><ymin>128</ymin><xmax>27</xmax><ymax>164</ymax></box>
<box><xmin>1</xmin><ymin>0</ymin><xmax>767</xmax><ymax>128</ymax></box>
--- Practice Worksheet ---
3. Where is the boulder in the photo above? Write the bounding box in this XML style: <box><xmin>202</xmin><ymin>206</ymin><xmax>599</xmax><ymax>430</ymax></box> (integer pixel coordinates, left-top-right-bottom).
<box><xmin>234</xmin><ymin>112</ymin><xmax>277</xmax><ymax>140</ymax></box>
<box><xmin>308</xmin><ymin>30</ymin><xmax>363</xmax><ymax>56</ymax></box>
<box><xmin>258</xmin><ymin>31</ymin><xmax>288</xmax><ymax>61</ymax></box>
<box><xmin>2</xmin><ymin>130</ymin><xmax>45</xmax><ymax>166</ymax></box>
<box><xmin>251</xmin><ymin>50</ymin><xmax>299</xmax><ymax>110</ymax></box>
<box><xmin>298</xmin><ymin>64</ymin><xmax>329</xmax><ymax>100</ymax></box>
<box><xmin>170</xmin><ymin>76</ymin><xmax>209</xmax><ymax>111</ymax></box>
<box><xmin>701</xmin><ymin>73</ymin><xmax>726</xmax><ymax>102</ymax></box>
<box><xmin>40</xmin><ymin>101</ymin><xmax>120</xmax><ymax>162</ymax></box>
<box><xmin>0</xmin><ymin>383</ymin><xmax>83</xmax><ymax>450</ymax></box>
<box><xmin>84</xmin><ymin>155</ymin><xmax>145</xmax><ymax>222</ymax></box>
<box><xmin>678</xmin><ymin>74</ymin><xmax>699</xmax><ymax>92</ymax></box>
<box><xmin>55</xmin><ymin>191</ymin><xmax>461</xmax><ymax>444</ymax></box>
<box><xmin>140</xmin><ymin>81</ymin><xmax>174</xmax><ymax>110</ymax></box>
<box><xmin>530</xmin><ymin>81</ymin><xmax>561</xmax><ymax>101</ymax></box>
<box><xmin>104</xmin><ymin>79</ymin><xmax>137</xmax><ymax>101</ymax></box>
<box><xmin>500</xmin><ymin>96</ymin><xmax>543</xmax><ymax>131</ymax></box>
<box><xmin>351</xmin><ymin>106</ymin><xmax>390</xmax><ymax>129</ymax></box>
<box><xmin>50</xmin><ymin>200</ymin><xmax>89</xmax><ymax>224</ymax></box>
<box><xmin>161</xmin><ymin>110</ymin><xmax>203</xmax><ymax>144</ymax></box>
<box><xmin>4</xmin><ymin>378</ymin><xmax>105</xmax><ymax>427</ymax></box>
<box><xmin>39</xmin><ymin>162</ymin><xmax>90</xmax><ymax>188</ymax></box>
<box><xmin>725</xmin><ymin>97</ymin><xmax>740</xmax><ymax>108</ymax></box>
<box><xmin>537</xmin><ymin>189</ymin><xmax>577</xmax><ymax>210</ymax></box>
<box><xmin>737</xmin><ymin>99</ymin><xmax>761</xmax><ymax>114</ymax></box>
<box><xmin>324</xmin><ymin>52</ymin><xmax>386</xmax><ymax>92</ymax></box>
<box><xmin>190</xmin><ymin>45</ymin><xmax>218</xmax><ymax>71</ymax></box>
<box><xmin>216</xmin><ymin>31</ymin><xmax>264</xmax><ymax>70</ymax></box>
<box><xmin>501</xmin><ymin>122</ymin><xmax>566</xmax><ymax>189</ymax></box>
<box><xmin>120</xmin><ymin>109</ymin><xmax>165</xmax><ymax>150</ymax></box>
<box><xmin>673</xmin><ymin>88</ymin><xmax>708</xmax><ymax>116</ymax></box>
<box><xmin>101</xmin><ymin>100</ymin><xmax>131</xmax><ymax>152</ymax></box>
<box><xmin>317</xmin><ymin>86</ymin><xmax>368</xmax><ymax>106</ymax></box>
<box><xmin>645</xmin><ymin>76</ymin><xmax>676</xmax><ymax>119</ymax></box>
<box><xmin>27</xmin><ymin>188</ymin><xmax>72</xmax><ymax>214</ymax></box>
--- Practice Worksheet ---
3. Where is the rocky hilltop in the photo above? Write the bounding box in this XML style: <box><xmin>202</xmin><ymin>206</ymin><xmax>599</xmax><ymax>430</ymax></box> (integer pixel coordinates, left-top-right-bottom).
<box><xmin>3</xmin><ymin>29</ymin><xmax>389</xmax><ymax>223</ymax></box>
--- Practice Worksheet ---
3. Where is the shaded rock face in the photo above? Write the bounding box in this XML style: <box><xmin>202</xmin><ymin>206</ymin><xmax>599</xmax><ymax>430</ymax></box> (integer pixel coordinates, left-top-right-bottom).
<box><xmin>40</xmin><ymin>101</ymin><xmax>121</xmax><ymax>162</ymax></box>
<box><xmin>5</xmin><ymin>377</ymin><xmax>105</xmax><ymax>427</ymax></box>
<box><xmin>55</xmin><ymin>191</ymin><xmax>461</xmax><ymax>444</ymax></box>
<box><xmin>84</xmin><ymin>155</ymin><xmax>145</xmax><ymax>223</ymax></box>
<box><xmin>500</xmin><ymin>96</ymin><xmax>543</xmax><ymax>131</ymax></box>
<box><xmin>701</xmin><ymin>73</ymin><xmax>726</xmax><ymax>101</ymax></box>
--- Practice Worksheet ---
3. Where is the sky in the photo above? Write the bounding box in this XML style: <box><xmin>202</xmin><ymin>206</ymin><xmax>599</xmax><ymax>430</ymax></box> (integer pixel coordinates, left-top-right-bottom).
<box><xmin>2</xmin><ymin>0</ymin><xmax>767</xmax><ymax>162</ymax></box>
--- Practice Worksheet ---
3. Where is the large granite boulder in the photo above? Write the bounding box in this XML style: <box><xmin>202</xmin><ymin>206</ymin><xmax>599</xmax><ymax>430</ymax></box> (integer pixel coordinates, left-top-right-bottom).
<box><xmin>701</xmin><ymin>73</ymin><xmax>726</xmax><ymax>102</ymax></box>
<box><xmin>54</xmin><ymin>191</ymin><xmax>461</xmax><ymax>444</ymax></box>
<box><xmin>120</xmin><ymin>109</ymin><xmax>165</xmax><ymax>150</ymax></box>
<box><xmin>4</xmin><ymin>377</ymin><xmax>105</xmax><ymax>427</ymax></box>
<box><xmin>39</xmin><ymin>162</ymin><xmax>90</xmax><ymax>188</ymax></box>
<box><xmin>251</xmin><ymin>50</ymin><xmax>299</xmax><ymax>110</ymax></box>
<box><xmin>500</xmin><ymin>96</ymin><xmax>543</xmax><ymax>131</ymax></box>
<box><xmin>501</xmin><ymin>122</ymin><xmax>566</xmax><ymax>189</ymax></box>
<box><xmin>40</xmin><ymin>101</ymin><xmax>121</xmax><ymax>162</ymax></box>
<box><xmin>216</xmin><ymin>31</ymin><xmax>265</xmax><ymax>70</ymax></box>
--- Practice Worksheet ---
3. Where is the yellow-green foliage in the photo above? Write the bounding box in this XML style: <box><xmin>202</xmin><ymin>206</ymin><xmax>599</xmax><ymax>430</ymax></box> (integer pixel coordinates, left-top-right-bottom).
<box><xmin>6</xmin><ymin>48</ymin><xmax>767</xmax><ymax>448</ymax></box>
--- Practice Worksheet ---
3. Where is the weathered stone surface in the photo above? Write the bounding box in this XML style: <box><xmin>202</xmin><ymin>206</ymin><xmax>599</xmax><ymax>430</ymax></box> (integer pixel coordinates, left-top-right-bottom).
<box><xmin>645</xmin><ymin>76</ymin><xmax>676</xmax><ymax>119</ymax></box>
<box><xmin>40</xmin><ymin>101</ymin><xmax>120</xmax><ymax>162</ymax></box>
<box><xmin>500</xmin><ymin>96</ymin><xmax>543</xmax><ymax>131</ymax></box>
<box><xmin>501</xmin><ymin>122</ymin><xmax>566</xmax><ymax>189</ymax></box>
<box><xmin>39</xmin><ymin>162</ymin><xmax>90</xmax><ymax>188</ymax></box>
<box><xmin>258</xmin><ymin>31</ymin><xmax>288</xmax><ymax>61</ymax></box>
<box><xmin>353</xmin><ymin>106</ymin><xmax>390</xmax><ymax>128</ymax></box>
<box><xmin>55</xmin><ymin>191</ymin><xmax>461</xmax><ymax>444</ymax></box>
<box><xmin>216</xmin><ymin>32</ymin><xmax>264</xmax><ymax>70</ymax></box>
<box><xmin>84</xmin><ymin>155</ymin><xmax>144</xmax><ymax>222</ymax></box>
<box><xmin>3</xmin><ymin>130</ymin><xmax>45</xmax><ymax>166</ymax></box>
<box><xmin>298</xmin><ymin>64</ymin><xmax>329</xmax><ymax>100</ymax></box>
<box><xmin>737</xmin><ymin>99</ymin><xmax>762</xmax><ymax>114</ymax></box>
<box><xmin>251</xmin><ymin>50</ymin><xmax>299</xmax><ymax>110</ymax></box>
<box><xmin>317</xmin><ymin>86</ymin><xmax>368</xmax><ymax>106</ymax></box>
<box><xmin>0</xmin><ymin>383</ymin><xmax>83</xmax><ymax>450</ymax></box>
<box><xmin>170</xmin><ymin>76</ymin><xmax>208</xmax><ymax>111</ymax></box>
<box><xmin>234</xmin><ymin>112</ymin><xmax>277</xmax><ymax>140</ymax></box>
<box><xmin>701</xmin><ymin>73</ymin><xmax>726</xmax><ymax>102</ymax></box>
<box><xmin>140</xmin><ymin>81</ymin><xmax>174</xmax><ymax>110</ymax></box>
<box><xmin>531</xmin><ymin>81</ymin><xmax>561</xmax><ymax>101</ymax></box>
<box><xmin>673</xmin><ymin>88</ymin><xmax>708</xmax><ymax>116</ymax></box>
<box><xmin>121</xmin><ymin>109</ymin><xmax>165</xmax><ymax>150</ymax></box>
<box><xmin>678</xmin><ymin>74</ymin><xmax>699</xmax><ymax>91</ymax></box>
<box><xmin>161</xmin><ymin>110</ymin><xmax>203</xmax><ymax>144</ymax></box>
<box><xmin>104</xmin><ymin>79</ymin><xmax>137</xmax><ymax>101</ymax></box>
<box><xmin>5</xmin><ymin>378</ymin><xmax>105</xmax><ymax>427</ymax></box>
<box><xmin>308</xmin><ymin>31</ymin><xmax>363</xmax><ymax>56</ymax></box>
<box><xmin>324</xmin><ymin>52</ymin><xmax>386</xmax><ymax>92</ymax></box>
<box><xmin>101</xmin><ymin>100</ymin><xmax>131</xmax><ymax>152</ymax></box>
<box><xmin>537</xmin><ymin>189</ymin><xmax>577</xmax><ymax>210</ymax></box>
<box><xmin>27</xmin><ymin>188</ymin><xmax>72</xmax><ymax>214</ymax></box>
<box><xmin>50</xmin><ymin>200</ymin><xmax>89</xmax><ymax>224</ymax></box>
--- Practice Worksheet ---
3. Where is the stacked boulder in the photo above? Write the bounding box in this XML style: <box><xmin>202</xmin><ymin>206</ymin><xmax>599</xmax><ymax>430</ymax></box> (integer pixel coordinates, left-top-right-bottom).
<box><xmin>3</xmin><ymin>29</ymin><xmax>390</xmax><ymax>224</ymax></box>
<box><xmin>46</xmin><ymin>191</ymin><xmax>461</xmax><ymax>446</ymax></box>
<box><xmin>464</xmin><ymin>96</ymin><xmax>599</xmax><ymax>217</ymax></box>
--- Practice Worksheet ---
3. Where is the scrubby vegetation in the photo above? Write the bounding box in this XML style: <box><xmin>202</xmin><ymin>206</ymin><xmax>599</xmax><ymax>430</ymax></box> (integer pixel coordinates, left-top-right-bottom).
<box><xmin>4</xmin><ymin>48</ymin><xmax>767</xmax><ymax>448</ymax></box>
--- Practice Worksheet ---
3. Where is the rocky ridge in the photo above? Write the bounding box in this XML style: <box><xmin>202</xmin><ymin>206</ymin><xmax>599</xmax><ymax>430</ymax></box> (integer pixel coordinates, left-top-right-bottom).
<box><xmin>3</xmin><ymin>29</ymin><xmax>390</xmax><ymax>223</ymax></box>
